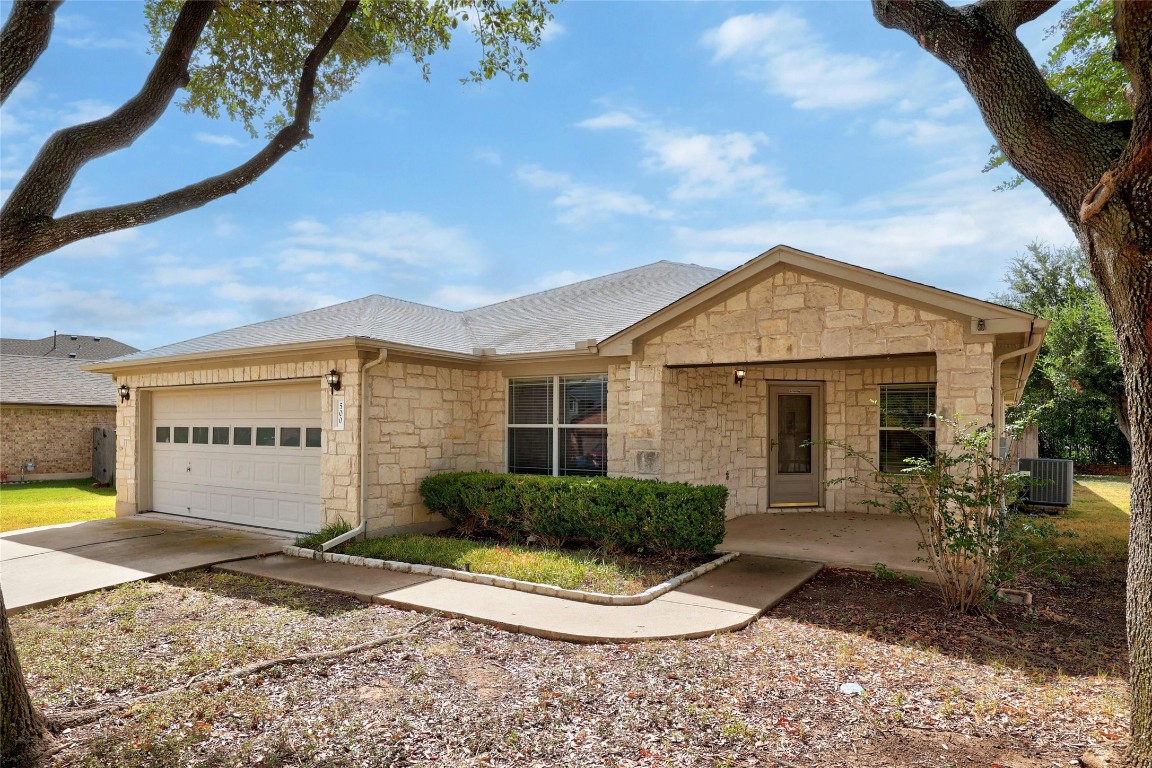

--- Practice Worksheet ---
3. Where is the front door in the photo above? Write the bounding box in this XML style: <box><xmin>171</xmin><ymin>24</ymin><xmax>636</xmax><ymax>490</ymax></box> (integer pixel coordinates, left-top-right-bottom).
<box><xmin>768</xmin><ymin>383</ymin><xmax>822</xmax><ymax>507</ymax></box>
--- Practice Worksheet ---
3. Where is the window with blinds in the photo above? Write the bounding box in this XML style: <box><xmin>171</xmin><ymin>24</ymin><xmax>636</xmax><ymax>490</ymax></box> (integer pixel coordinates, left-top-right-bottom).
<box><xmin>878</xmin><ymin>384</ymin><xmax>936</xmax><ymax>473</ymax></box>
<box><xmin>508</xmin><ymin>375</ymin><xmax>608</xmax><ymax>476</ymax></box>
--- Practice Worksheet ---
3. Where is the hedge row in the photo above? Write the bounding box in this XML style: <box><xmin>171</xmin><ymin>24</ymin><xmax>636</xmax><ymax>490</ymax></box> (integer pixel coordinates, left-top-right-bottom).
<box><xmin>419</xmin><ymin>472</ymin><xmax>728</xmax><ymax>556</ymax></box>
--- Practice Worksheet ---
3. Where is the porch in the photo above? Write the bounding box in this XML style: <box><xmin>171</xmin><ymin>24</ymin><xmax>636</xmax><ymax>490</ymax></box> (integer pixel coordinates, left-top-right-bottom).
<box><xmin>719</xmin><ymin>511</ymin><xmax>932</xmax><ymax>581</ymax></box>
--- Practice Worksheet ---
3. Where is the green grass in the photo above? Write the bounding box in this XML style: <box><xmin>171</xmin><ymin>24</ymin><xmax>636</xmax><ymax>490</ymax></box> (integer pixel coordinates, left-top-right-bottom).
<box><xmin>0</xmin><ymin>478</ymin><xmax>116</xmax><ymax>532</ymax></box>
<box><xmin>1058</xmin><ymin>475</ymin><xmax>1131</xmax><ymax>565</ymax></box>
<box><xmin>339</xmin><ymin>534</ymin><xmax>686</xmax><ymax>595</ymax></box>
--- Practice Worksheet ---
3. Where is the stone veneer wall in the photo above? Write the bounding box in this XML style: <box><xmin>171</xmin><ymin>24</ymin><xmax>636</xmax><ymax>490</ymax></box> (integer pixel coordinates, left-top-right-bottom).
<box><xmin>363</xmin><ymin>362</ymin><xmax>505</xmax><ymax>533</ymax></box>
<box><xmin>610</xmin><ymin>268</ymin><xmax>995</xmax><ymax>515</ymax></box>
<box><xmin>112</xmin><ymin>356</ymin><xmax>363</xmax><ymax>521</ymax></box>
<box><xmin>0</xmin><ymin>405</ymin><xmax>116</xmax><ymax>478</ymax></box>
<box><xmin>661</xmin><ymin>363</ymin><xmax>937</xmax><ymax>518</ymax></box>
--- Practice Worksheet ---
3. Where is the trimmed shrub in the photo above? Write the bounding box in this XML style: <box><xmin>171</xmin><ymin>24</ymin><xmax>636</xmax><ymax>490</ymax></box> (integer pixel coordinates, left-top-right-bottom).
<box><xmin>418</xmin><ymin>472</ymin><xmax>728</xmax><ymax>556</ymax></box>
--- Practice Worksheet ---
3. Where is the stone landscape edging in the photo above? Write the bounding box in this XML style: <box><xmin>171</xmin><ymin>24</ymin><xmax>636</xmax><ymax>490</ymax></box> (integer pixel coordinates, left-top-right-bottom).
<box><xmin>281</xmin><ymin>544</ymin><xmax>739</xmax><ymax>606</ymax></box>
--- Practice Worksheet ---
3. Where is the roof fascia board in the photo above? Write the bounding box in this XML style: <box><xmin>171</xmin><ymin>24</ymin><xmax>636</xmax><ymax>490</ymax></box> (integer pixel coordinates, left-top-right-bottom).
<box><xmin>600</xmin><ymin>245</ymin><xmax>1037</xmax><ymax>355</ymax></box>
<box><xmin>84</xmin><ymin>337</ymin><xmax>388</xmax><ymax>374</ymax></box>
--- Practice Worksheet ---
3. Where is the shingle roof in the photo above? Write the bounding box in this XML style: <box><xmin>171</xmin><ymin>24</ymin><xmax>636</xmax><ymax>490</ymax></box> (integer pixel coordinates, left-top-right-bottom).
<box><xmin>0</xmin><ymin>355</ymin><xmax>118</xmax><ymax>406</ymax></box>
<box><xmin>108</xmin><ymin>261</ymin><xmax>726</xmax><ymax>363</ymax></box>
<box><xmin>0</xmin><ymin>334</ymin><xmax>138</xmax><ymax>360</ymax></box>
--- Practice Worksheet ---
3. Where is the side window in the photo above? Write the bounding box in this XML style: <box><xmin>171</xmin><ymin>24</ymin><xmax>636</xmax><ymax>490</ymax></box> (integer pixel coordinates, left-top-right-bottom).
<box><xmin>878</xmin><ymin>384</ymin><xmax>936</xmax><ymax>473</ymax></box>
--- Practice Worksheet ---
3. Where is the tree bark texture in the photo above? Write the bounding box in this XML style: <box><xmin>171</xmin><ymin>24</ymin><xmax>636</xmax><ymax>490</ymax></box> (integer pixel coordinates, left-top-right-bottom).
<box><xmin>872</xmin><ymin>2</ymin><xmax>1151</xmax><ymax>766</ymax></box>
<box><xmin>0</xmin><ymin>588</ymin><xmax>53</xmax><ymax>768</ymax></box>
<box><xmin>0</xmin><ymin>0</ymin><xmax>361</xmax><ymax>276</ymax></box>
<box><xmin>0</xmin><ymin>0</ymin><xmax>62</xmax><ymax>106</ymax></box>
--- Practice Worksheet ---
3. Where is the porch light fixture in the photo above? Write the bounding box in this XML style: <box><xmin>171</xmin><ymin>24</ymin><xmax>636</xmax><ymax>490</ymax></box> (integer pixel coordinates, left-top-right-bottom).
<box><xmin>118</xmin><ymin>383</ymin><xmax>130</xmax><ymax>403</ymax></box>
<box><xmin>326</xmin><ymin>369</ymin><xmax>342</xmax><ymax>392</ymax></box>
<box><xmin>734</xmin><ymin>368</ymin><xmax>747</xmax><ymax>386</ymax></box>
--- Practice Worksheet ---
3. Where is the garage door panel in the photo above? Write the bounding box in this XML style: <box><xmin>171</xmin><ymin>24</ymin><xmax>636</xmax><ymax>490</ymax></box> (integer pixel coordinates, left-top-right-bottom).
<box><xmin>151</xmin><ymin>384</ymin><xmax>322</xmax><ymax>533</ymax></box>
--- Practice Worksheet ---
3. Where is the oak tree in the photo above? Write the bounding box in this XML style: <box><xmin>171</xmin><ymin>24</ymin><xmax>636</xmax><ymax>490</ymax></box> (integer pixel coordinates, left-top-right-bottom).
<box><xmin>0</xmin><ymin>0</ymin><xmax>553</xmax><ymax>275</ymax></box>
<box><xmin>873</xmin><ymin>1</ymin><xmax>1150</xmax><ymax>765</ymax></box>
<box><xmin>0</xmin><ymin>2</ymin><xmax>552</xmax><ymax>764</ymax></box>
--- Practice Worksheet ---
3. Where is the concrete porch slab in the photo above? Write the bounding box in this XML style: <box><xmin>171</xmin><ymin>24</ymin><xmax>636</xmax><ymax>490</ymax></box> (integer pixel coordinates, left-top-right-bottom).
<box><xmin>720</xmin><ymin>511</ymin><xmax>932</xmax><ymax>581</ymax></box>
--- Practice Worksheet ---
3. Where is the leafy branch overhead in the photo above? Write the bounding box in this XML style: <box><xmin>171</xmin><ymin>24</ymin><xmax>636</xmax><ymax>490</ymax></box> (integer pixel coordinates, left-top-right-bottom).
<box><xmin>0</xmin><ymin>0</ymin><xmax>556</xmax><ymax>275</ymax></box>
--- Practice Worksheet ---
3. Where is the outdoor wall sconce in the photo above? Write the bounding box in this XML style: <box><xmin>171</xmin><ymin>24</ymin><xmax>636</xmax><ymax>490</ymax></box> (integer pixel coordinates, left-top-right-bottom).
<box><xmin>118</xmin><ymin>383</ymin><xmax>130</xmax><ymax>403</ymax></box>
<box><xmin>326</xmin><ymin>369</ymin><xmax>342</xmax><ymax>392</ymax></box>
<box><xmin>734</xmin><ymin>368</ymin><xmax>747</xmax><ymax>386</ymax></box>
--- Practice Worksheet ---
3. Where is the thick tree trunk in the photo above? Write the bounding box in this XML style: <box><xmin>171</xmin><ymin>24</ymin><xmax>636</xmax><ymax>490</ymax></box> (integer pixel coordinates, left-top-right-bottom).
<box><xmin>0</xmin><ymin>588</ymin><xmax>53</xmax><ymax>768</ymax></box>
<box><xmin>872</xmin><ymin>2</ymin><xmax>1151</xmax><ymax>765</ymax></box>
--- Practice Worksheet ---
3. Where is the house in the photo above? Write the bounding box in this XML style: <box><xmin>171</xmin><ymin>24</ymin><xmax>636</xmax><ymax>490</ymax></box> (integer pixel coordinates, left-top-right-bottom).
<box><xmin>86</xmin><ymin>245</ymin><xmax>1046</xmax><ymax>535</ymax></box>
<box><xmin>1</xmin><ymin>334</ymin><xmax>138</xmax><ymax>481</ymax></box>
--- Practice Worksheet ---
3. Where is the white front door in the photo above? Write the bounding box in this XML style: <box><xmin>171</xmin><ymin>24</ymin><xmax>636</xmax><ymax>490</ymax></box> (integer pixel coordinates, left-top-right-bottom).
<box><xmin>151</xmin><ymin>383</ymin><xmax>322</xmax><ymax>532</ymax></box>
<box><xmin>767</xmin><ymin>383</ymin><xmax>822</xmax><ymax>507</ymax></box>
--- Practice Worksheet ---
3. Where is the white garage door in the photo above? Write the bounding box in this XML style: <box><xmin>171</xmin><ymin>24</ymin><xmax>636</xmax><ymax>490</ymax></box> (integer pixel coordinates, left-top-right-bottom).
<box><xmin>151</xmin><ymin>384</ymin><xmax>323</xmax><ymax>533</ymax></box>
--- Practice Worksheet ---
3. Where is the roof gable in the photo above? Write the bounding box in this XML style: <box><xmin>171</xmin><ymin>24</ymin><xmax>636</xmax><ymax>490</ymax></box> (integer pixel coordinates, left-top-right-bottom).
<box><xmin>598</xmin><ymin>245</ymin><xmax>1037</xmax><ymax>355</ymax></box>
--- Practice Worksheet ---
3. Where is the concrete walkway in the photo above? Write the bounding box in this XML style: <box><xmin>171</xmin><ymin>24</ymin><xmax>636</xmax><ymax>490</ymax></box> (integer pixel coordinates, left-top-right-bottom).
<box><xmin>1</xmin><ymin>517</ymin><xmax>290</xmax><ymax>614</ymax></box>
<box><xmin>217</xmin><ymin>554</ymin><xmax>823</xmax><ymax>643</ymax></box>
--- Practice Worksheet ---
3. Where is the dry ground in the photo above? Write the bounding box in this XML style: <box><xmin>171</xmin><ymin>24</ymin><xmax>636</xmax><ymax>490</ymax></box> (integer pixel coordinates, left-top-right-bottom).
<box><xmin>11</xmin><ymin>561</ymin><xmax>1126</xmax><ymax>768</ymax></box>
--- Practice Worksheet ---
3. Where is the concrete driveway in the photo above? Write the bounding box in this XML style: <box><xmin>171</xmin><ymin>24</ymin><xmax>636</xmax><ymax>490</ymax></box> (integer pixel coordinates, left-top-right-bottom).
<box><xmin>1</xmin><ymin>515</ymin><xmax>291</xmax><ymax>614</ymax></box>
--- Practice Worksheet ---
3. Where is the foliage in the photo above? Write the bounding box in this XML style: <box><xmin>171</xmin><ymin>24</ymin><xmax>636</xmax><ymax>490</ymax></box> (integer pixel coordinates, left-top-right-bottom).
<box><xmin>146</xmin><ymin>0</ymin><xmax>556</xmax><ymax>139</ymax></box>
<box><xmin>1044</xmin><ymin>0</ymin><xmax>1132</xmax><ymax>123</ymax></box>
<box><xmin>828</xmin><ymin>416</ymin><xmax>1034</xmax><ymax>613</ymax></box>
<box><xmin>294</xmin><ymin>520</ymin><xmax>354</xmax><ymax>550</ymax></box>
<box><xmin>419</xmin><ymin>472</ymin><xmax>727</xmax><ymax>556</ymax></box>
<box><xmin>996</xmin><ymin>242</ymin><xmax>1129</xmax><ymax>464</ymax></box>
<box><xmin>335</xmin><ymin>534</ymin><xmax>687</xmax><ymax>594</ymax></box>
<box><xmin>0</xmin><ymin>478</ymin><xmax>116</xmax><ymax>532</ymax></box>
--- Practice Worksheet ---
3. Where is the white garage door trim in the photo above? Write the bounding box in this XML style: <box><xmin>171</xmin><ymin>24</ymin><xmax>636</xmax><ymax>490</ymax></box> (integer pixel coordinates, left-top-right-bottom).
<box><xmin>151</xmin><ymin>383</ymin><xmax>323</xmax><ymax>533</ymax></box>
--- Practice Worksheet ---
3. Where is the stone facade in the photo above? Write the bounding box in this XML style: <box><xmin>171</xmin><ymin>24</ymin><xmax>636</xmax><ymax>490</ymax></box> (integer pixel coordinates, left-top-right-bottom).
<box><xmin>608</xmin><ymin>268</ymin><xmax>995</xmax><ymax>518</ymax></box>
<box><xmin>111</xmin><ymin>355</ymin><xmax>363</xmax><ymax>521</ymax></box>
<box><xmin>0</xmin><ymin>405</ymin><xmax>116</xmax><ymax>479</ymax></box>
<box><xmin>363</xmin><ymin>362</ymin><xmax>504</xmax><ymax>533</ymax></box>
<box><xmin>105</xmin><ymin>266</ymin><xmax>1008</xmax><ymax>533</ymax></box>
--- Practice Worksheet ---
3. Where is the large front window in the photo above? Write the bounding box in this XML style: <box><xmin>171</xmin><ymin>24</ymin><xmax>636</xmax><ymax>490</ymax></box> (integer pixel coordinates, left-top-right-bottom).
<box><xmin>507</xmin><ymin>375</ymin><xmax>608</xmax><ymax>476</ymax></box>
<box><xmin>878</xmin><ymin>384</ymin><xmax>936</xmax><ymax>473</ymax></box>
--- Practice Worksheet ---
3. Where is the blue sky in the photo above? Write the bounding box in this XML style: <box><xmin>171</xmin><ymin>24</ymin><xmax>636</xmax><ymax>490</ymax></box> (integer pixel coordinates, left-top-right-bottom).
<box><xmin>0</xmin><ymin>1</ymin><xmax>1078</xmax><ymax>352</ymax></box>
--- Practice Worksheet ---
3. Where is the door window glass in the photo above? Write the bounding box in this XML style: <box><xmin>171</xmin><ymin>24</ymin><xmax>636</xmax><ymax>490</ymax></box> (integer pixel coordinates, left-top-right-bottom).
<box><xmin>212</xmin><ymin>427</ymin><xmax>229</xmax><ymax>445</ymax></box>
<box><xmin>777</xmin><ymin>394</ymin><xmax>812</xmax><ymax>474</ymax></box>
<box><xmin>192</xmin><ymin>427</ymin><xmax>209</xmax><ymax>444</ymax></box>
<box><xmin>233</xmin><ymin>427</ymin><xmax>252</xmax><ymax>446</ymax></box>
<box><xmin>173</xmin><ymin>427</ymin><xmax>189</xmax><ymax>444</ymax></box>
<box><xmin>156</xmin><ymin>426</ymin><xmax>171</xmax><ymax>443</ymax></box>
<box><xmin>256</xmin><ymin>427</ymin><xmax>276</xmax><ymax>446</ymax></box>
<box><xmin>305</xmin><ymin>427</ymin><xmax>322</xmax><ymax>448</ymax></box>
<box><xmin>280</xmin><ymin>427</ymin><xmax>301</xmax><ymax>447</ymax></box>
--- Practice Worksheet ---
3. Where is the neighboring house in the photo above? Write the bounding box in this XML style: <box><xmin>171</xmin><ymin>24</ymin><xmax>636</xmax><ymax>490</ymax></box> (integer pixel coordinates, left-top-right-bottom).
<box><xmin>87</xmin><ymin>245</ymin><xmax>1046</xmax><ymax>535</ymax></box>
<box><xmin>1</xmin><ymin>334</ymin><xmax>138</xmax><ymax>481</ymax></box>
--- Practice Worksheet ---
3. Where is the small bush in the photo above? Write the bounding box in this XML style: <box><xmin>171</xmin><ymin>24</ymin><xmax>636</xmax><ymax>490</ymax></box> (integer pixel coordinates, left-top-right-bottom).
<box><xmin>419</xmin><ymin>473</ymin><xmax>727</xmax><ymax>556</ymax></box>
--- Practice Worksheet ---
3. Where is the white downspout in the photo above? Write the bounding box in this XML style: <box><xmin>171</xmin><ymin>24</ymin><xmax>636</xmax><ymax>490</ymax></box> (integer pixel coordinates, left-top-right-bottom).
<box><xmin>320</xmin><ymin>348</ymin><xmax>387</xmax><ymax>552</ymax></box>
<box><xmin>991</xmin><ymin>320</ymin><xmax>1046</xmax><ymax>457</ymax></box>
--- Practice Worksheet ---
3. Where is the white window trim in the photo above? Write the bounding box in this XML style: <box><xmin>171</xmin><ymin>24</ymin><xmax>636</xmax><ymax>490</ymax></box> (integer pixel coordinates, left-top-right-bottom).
<box><xmin>506</xmin><ymin>374</ymin><xmax>608</xmax><ymax>476</ymax></box>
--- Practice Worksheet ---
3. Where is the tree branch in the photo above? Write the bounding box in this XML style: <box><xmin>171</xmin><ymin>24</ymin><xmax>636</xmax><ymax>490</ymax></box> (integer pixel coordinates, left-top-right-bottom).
<box><xmin>0</xmin><ymin>1</ymin><xmax>215</xmax><ymax>241</ymax></box>
<box><xmin>0</xmin><ymin>0</ymin><xmax>361</xmax><ymax>275</ymax></box>
<box><xmin>974</xmin><ymin>0</ymin><xmax>1058</xmax><ymax>31</ymax></box>
<box><xmin>873</xmin><ymin>0</ymin><xmax>1126</xmax><ymax>224</ymax></box>
<box><xmin>0</xmin><ymin>0</ymin><xmax>62</xmax><ymax>105</ymax></box>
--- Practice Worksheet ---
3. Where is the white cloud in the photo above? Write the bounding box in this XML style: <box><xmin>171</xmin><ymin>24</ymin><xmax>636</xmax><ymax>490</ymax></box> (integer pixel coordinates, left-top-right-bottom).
<box><xmin>53</xmin><ymin>228</ymin><xmax>156</xmax><ymax>259</ymax></box>
<box><xmin>541</xmin><ymin>21</ymin><xmax>566</xmax><ymax>43</ymax></box>
<box><xmin>516</xmin><ymin>164</ymin><xmax>671</xmax><ymax>226</ymax></box>
<box><xmin>214</xmin><ymin>282</ymin><xmax>341</xmax><ymax>319</ymax></box>
<box><xmin>577</xmin><ymin>109</ymin><xmax>808</xmax><ymax>207</ymax></box>
<box><xmin>278</xmin><ymin>210</ymin><xmax>482</xmax><ymax>271</ymax></box>
<box><xmin>672</xmin><ymin>173</ymin><xmax>1075</xmax><ymax>299</ymax></box>
<box><xmin>195</xmin><ymin>132</ymin><xmax>242</xmax><ymax>147</ymax></box>
<box><xmin>474</xmin><ymin>148</ymin><xmax>503</xmax><ymax>166</ymax></box>
<box><xmin>701</xmin><ymin>11</ymin><xmax>899</xmax><ymax>110</ymax></box>
<box><xmin>149</xmin><ymin>264</ymin><xmax>236</xmax><ymax>287</ymax></box>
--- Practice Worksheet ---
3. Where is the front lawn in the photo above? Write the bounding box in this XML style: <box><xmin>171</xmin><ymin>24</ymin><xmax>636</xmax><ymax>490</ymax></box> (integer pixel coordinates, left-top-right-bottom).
<box><xmin>0</xmin><ymin>478</ymin><xmax>116</xmax><ymax>532</ymax></box>
<box><xmin>328</xmin><ymin>533</ymin><xmax>699</xmax><ymax>595</ymax></box>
